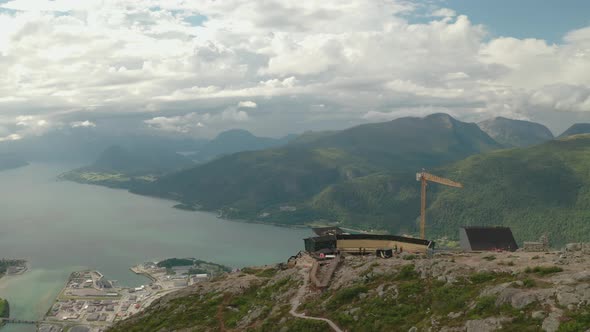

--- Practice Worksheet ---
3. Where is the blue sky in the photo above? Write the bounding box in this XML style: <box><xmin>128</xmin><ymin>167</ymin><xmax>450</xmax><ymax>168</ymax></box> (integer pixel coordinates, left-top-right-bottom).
<box><xmin>443</xmin><ymin>0</ymin><xmax>590</xmax><ymax>43</ymax></box>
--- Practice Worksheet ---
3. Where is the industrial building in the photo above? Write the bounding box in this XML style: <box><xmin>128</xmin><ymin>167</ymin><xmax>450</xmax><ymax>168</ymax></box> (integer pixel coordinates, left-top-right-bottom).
<box><xmin>459</xmin><ymin>226</ymin><xmax>518</xmax><ymax>252</ymax></box>
<box><xmin>304</xmin><ymin>228</ymin><xmax>434</xmax><ymax>255</ymax></box>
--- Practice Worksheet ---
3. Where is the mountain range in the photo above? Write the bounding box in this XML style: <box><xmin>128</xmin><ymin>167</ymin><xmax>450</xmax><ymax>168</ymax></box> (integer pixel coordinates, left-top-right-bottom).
<box><xmin>133</xmin><ymin>113</ymin><xmax>502</xmax><ymax>227</ymax></box>
<box><xmin>59</xmin><ymin>114</ymin><xmax>590</xmax><ymax>245</ymax></box>
<box><xmin>558</xmin><ymin>123</ymin><xmax>590</xmax><ymax>138</ymax></box>
<box><xmin>477</xmin><ymin>116</ymin><xmax>554</xmax><ymax>147</ymax></box>
<box><xmin>190</xmin><ymin>129</ymin><xmax>296</xmax><ymax>162</ymax></box>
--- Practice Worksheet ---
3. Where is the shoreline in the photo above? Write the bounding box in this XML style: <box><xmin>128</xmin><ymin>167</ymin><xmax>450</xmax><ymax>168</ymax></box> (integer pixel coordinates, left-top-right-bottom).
<box><xmin>60</xmin><ymin>176</ymin><xmax>381</xmax><ymax>235</ymax></box>
<box><xmin>62</xmin><ymin>176</ymin><xmax>390</xmax><ymax>236</ymax></box>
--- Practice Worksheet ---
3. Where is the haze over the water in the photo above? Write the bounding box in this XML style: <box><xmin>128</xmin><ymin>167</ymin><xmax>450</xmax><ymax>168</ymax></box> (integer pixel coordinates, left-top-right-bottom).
<box><xmin>0</xmin><ymin>164</ymin><xmax>311</xmax><ymax>331</ymax></box>
<box><xmin>1</xmin><ymin>0</ymin><xmax>590</xmax><ymax>141</ymax></box>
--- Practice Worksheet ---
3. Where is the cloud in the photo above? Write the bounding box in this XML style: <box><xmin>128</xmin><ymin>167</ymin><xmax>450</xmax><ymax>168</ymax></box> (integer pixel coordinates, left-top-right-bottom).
<box><xmin>144</xmin><ymin>113</ymin><xmax>201</xmax><ymax>134</ymax></box>
<box><xmin>145</xmin><ymin>102</ymin><xmax>250</xmax><ymax>134</ymax></box>
<box><xmin>432</xmin><ymin>8</ymin><xmax>457</xmax><ymax>18</ymax></box>
<box><xmin>70</xmin><ymin>120</ymin><xmax>96</xmax><ymax>128</ymax></box>
<box><xmin>221</xmin><ymin>107</ymin><xmax>249</xmax><ymax>122</ymax></box>
<box><xmin>0</xmin><ymin>0</ymin><xmax>590</xmax><ymax>137</ymax></box>
<box><xmin>0</xmin><ymin>133</ymin><xmax>22</xmax><ymax>142</ymax></box>
<box><xmin>238</xmin><ymin>101</ymin><xmax>257</xmax><ymax>108</ymax></box>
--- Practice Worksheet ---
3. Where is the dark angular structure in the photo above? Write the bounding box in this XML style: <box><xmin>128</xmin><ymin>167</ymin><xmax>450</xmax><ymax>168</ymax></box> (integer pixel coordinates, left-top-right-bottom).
<box><xmin>459</xmin><ymin>226</ymin><xmax>518</xmax><ymax>252</ymax></box>
<box><xmin>312</xmin><ymin>227</ymin><xmax>345</xmax><ymax>237</ymax></box>
<box><xmin>304</xmin><ymin>235</ymin><xmax>337</xmax><ymax>252</ymax></box>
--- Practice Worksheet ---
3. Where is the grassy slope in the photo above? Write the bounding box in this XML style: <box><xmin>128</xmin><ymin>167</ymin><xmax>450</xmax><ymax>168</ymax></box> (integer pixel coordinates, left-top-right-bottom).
<box><xmin>311</xmin><ymin>134</ymin><xmax>590</xmax><ymax>246</ymax></box>
<box><xmin>427</xmin><ymin>134</ymin><xmax>590</xmax><ymax>245</ymax></box>
<box><xmin>109</xmin><ymin>260</ymin><xmax>590</xmax><ymax>332</ymax></box>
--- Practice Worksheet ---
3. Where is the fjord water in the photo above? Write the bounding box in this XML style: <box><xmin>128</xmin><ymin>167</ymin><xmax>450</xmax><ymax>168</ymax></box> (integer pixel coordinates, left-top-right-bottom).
<box><xmin>0</xmin><ymin>164</ymin><xmax>312</xmax><ymax>332</ymax></box>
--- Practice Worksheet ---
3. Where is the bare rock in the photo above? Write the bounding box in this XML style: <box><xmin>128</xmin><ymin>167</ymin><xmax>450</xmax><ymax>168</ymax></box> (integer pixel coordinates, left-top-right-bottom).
<box><xmin>556</xmin><ymin>287</ymin><xmax>580</xmax><ymax>306</ymax></box>
<box><xmin>532</xmin><ymin>311</ymin><xmax>545</xmax><ymax>320</ymax></box>
<box><xmin>511</xmin><ymin>292</ymin><xmax>538</xmax><ymax>309</ymax></box>
<box><xmin>572</xmin><ymin>271</ymin><xmax>590</xmax><ymax>282</ymax></box>
<box><xmin>542</xmin><ymin>312</ymin><xmax>561</xmax><ymax>332</ymax></box>
<box><xmin>465</xmin><ymin>317</ymin><xmax>508</xmax><ymax>332</ymax></box>
<box><xmin>447</xmin><ymin>312</ymin><xmax>462</xmax><ymax>319</ymax></box>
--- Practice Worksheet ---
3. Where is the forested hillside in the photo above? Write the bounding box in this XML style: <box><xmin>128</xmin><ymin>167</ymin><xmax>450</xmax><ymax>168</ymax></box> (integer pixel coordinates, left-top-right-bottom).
<box><xmin>135</xmin><ymin>114</ymin><xmax>501</xmax><ymax>225</ymax></box>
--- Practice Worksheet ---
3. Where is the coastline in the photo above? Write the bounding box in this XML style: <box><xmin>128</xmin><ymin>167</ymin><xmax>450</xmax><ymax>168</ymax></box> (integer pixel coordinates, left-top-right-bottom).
<box><xmin>59</xmin><ymin>176</ymin><xmax>380</xmax><ymax>234</ymax></box>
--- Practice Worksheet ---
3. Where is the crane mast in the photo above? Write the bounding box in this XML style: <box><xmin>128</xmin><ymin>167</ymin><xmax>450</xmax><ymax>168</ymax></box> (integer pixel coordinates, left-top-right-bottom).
<box><xmin>416</xmin><ymin>171</ymin><xmax>463</xmax><ymax>239</ymax></box>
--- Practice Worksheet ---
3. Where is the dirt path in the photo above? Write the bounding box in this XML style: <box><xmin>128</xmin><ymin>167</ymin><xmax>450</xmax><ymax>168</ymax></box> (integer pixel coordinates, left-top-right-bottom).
<box><xmin>289</xmin><ymin>266</ymin><xmax>344</xmax><ymax>332</ymax></box>
<box><xmin>216</xmin><ymin>294</ymin><xmax>230</xmax><ymax>332</ymax></box>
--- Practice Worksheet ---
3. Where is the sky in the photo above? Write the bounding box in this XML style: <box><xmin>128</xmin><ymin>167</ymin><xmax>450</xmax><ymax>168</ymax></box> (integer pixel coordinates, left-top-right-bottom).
<box><xmin>1</xmin><ymin>0</ymin><xmax>590</xmax><ymax>140</ymax></box>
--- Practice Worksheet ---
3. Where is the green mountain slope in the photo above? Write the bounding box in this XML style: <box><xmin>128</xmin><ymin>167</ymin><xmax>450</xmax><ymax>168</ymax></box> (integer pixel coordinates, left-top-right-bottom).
<box><xmin>61</xmin><ymin>145</ymin><xmax>194</xmax><ymax>189</ymax></box>
<box><xmin>478</xmin><ymin>117</ymin><xmax>554</xmax><ymax>147</ymax></box>
<box><xmin>312</xmin><ymin>135</ymin><xmax>590</xmax><ymax>245</ymax></box>
<box><xmin>306</xmin><ymin>113</ymin><xmax>500</xmax><ymax>170</ymax></box>
<box><xmin>558</xmin><ymin>123</ymin><xmax>590</xmax><ymax>138</ymax></box>
<box><xmin>92</xmin><ymin>145</ymin><xmax>194</xmax><ymax>175</ymax></box>
<box><xmin>193</xmin><ymin>129</ymin><xmax>295</xmax><ymax>162</ymax></box>
<box><xmin>426</xmin><ymin>134</ymin><xmax>590</xmax><ymax>245</ymax></box>
<box><xmin>135</xmin><ymin>114</ymin><xmax>501</xmax><ymax>225</ymax></box>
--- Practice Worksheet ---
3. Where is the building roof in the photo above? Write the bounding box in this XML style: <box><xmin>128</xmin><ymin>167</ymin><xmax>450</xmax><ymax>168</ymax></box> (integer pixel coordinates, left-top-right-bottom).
<box><xmin>336</xmin><ymin>234</ymin><xmax>432</xmax><ymax>246</ymax></box>
<box><xmin>312</xmin><ymin>227</ymin><xmax>344</xmax><ymax>236</ymax></box>
<box><xmin>461</xmin><ymin>226</ymin><xmax>518</xmax><ymax>251</ymax></box>
<box><xmin>304</xmin><ymin>235</ymin><xmax>337</xmax><ymax>243</ymax></box>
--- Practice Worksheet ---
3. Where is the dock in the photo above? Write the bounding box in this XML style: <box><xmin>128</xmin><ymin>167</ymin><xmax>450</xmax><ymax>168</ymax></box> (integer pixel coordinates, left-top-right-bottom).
<box><xmin>0</xmin><ymin>317</ymin><xmax>39</xmax><ymax>325</ymax></box>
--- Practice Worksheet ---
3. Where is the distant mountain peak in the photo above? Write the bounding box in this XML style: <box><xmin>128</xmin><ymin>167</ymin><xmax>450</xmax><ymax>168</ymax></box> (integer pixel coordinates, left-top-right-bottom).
<box><xmin>478</xmin><ymin>117</ymin><xmax>553</xmax><ymax>147</ymax></box>
<box><xmin>558</xmin><ymin>123</ymin><xmax>590</xmax><ymax>138</ymax></box>
<box><xmin>215</xmin><ymin>129</ymin><xmax>256</xmax><ymax>139</ymax></box>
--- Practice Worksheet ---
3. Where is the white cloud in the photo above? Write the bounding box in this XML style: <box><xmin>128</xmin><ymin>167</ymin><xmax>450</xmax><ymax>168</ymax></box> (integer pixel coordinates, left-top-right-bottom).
<box><xmin>238</xmin><ymin>100</ymin><xmax>257</xmax><ymax>108</ymax></box>
<box><xmin>145</xmin><ymin>113</ymin><xmax>201</xmax><ymax>134</ymax></box>
<box><xmin>0</xmin><ymin>133</ymin><xmax>22</xmax><ymax>142</ymax></box>
<box><xmin>0</xmin><ymin>0</ymin><xmax>589</xmax><ymax>136</ymax></box>
<box><xmin>70</xmin><ymin>120</ymin><xmax>96</xmax><ymax>128</ymax></box>
<box><xmin>145</xmin><ymin>101</ymin><xmax>250</xmax><ymax>134</ymax></box>
<box><xmin>221</xmin><ymin>107</ymin><xmax>249</xmax><ymax>122</ymax></box>
<box><xmin>432</xmin><ymin>8</ymin><xmax>457</xmax><ymax>18</ymax></box>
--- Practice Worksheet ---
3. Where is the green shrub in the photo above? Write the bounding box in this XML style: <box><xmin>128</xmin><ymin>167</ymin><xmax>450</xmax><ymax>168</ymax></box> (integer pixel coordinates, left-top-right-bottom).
<box><xmin>524</xmin><ymin>266</ymin><xmax>563</xmax><ymax>276</ymax></box>
<box><xmin>522</xmin><ymin>278</ymin><xmax>536</xmax><ymax>288</ymax></box>
<box><xmin>327</xmin><ymin>285</ymin><xmax>369</xmax><ymax>310</ymax></box>
<box><xmin>396</xmin><ymin>265</ymin><xmax>418</xmax><ymax>280</ymax></box>
<box><xmin>559</xmin><ymin>310</ymin><xmax>590</xmax><ymax>332</ymax></box>
<box><xmin>469</xmin><ymin>272</ymin><xmax>496</xmax><ymax>284</ymax></box>
<box><xmin>470</xmin><ymin>296</ymin><xmax>497</xmax><ymax>318</ymax></box>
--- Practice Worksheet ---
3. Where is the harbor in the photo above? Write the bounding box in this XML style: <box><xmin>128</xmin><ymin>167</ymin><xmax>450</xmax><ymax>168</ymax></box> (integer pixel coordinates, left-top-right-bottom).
<box><xmin>35</xmin><ymin>258</ymin><xmax>228</xmax><ymax>332</ymax></box>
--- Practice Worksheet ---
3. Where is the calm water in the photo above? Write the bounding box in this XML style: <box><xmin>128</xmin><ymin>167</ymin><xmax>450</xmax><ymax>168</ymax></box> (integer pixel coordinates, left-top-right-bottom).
<box><xmin>0</xmin><ymin>164</ymin><xmax>312</xmax><ymax>332</ymax></box>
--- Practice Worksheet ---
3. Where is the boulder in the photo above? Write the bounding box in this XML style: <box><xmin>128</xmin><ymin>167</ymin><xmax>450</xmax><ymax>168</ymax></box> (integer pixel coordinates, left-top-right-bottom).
<box><xmin>542</xmin><ymin>312</ymin><xmax>561</xmax><ymax>332</ymax></box>
<box><xmin>511</xmin><ymin>292</ymin><xmax>538</xmax><ymax>309</ymax></box>
<box><xmin>465</xmin><ymin>317</ymin><xmax>507</xmax><ymax>332</ymax></box>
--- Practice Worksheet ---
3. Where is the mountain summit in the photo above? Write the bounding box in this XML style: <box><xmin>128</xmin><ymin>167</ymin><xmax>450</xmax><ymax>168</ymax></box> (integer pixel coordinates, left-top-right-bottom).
<box><xmin>558</xmin><ymin>123</ymin><xmax>590</xmax><ymax>138</ymax></box>
<box><xmin>136</xmin><ymin>114</ymin><xmax>500</xmax><ymax>230</ymax></box>
<box><xmin>478</xmin><ymin>117</ymin><xmax>554</xmax><ymax>147</ymax></box>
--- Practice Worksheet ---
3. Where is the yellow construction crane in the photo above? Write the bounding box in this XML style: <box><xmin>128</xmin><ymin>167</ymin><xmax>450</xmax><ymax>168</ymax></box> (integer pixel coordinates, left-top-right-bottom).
<box><xmin>416</xmin><ymin>171</ymin><xmax>463</xmax><ymax>239</ymax></box>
